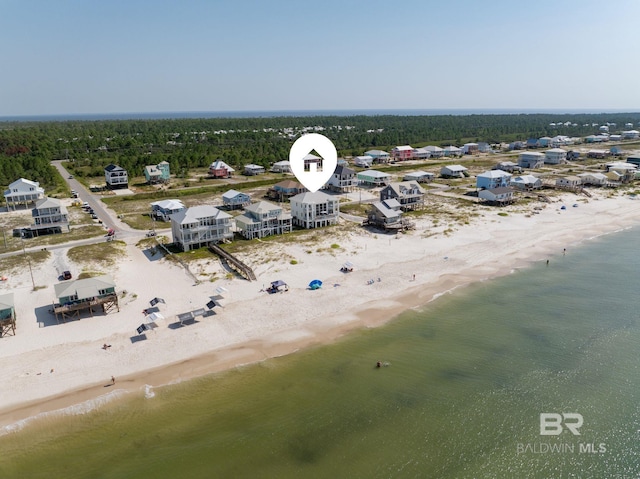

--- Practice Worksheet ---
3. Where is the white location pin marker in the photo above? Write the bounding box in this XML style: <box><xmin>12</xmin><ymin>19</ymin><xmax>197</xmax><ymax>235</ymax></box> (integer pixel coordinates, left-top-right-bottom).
<box><xmin>289</xmin><ymin>133</ymin><xmax>338</xmax><ymax>192</ymax></box>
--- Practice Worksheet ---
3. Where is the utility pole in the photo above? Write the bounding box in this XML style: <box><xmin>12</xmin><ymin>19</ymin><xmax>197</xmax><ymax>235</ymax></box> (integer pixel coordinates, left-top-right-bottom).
<box><xmin>20</xmin><ymin>233</ymin><xmax>35</xmax><ymax>290</ymax></box>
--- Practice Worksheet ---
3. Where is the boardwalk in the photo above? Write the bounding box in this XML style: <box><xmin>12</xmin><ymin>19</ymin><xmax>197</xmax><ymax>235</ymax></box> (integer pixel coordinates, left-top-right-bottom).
<box><xmin>208</xmin><ymin>243</ymin><xmax>256</xmax><ymax>281</ymax></box>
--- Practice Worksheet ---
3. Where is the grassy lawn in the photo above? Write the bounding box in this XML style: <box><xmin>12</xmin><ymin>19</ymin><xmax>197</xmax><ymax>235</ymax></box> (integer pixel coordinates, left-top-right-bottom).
<box><xmin>67</xmin><ymin>240</ymin><xmax>127</xmax><ymax>268</ymax></box>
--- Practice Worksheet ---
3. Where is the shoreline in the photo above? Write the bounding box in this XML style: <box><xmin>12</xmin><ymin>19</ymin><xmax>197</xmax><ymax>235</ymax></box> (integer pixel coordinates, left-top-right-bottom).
<box><xmin>0</xmin><ymin>192</ymin><xmax>638</xmax><ymax>432</ymax></box>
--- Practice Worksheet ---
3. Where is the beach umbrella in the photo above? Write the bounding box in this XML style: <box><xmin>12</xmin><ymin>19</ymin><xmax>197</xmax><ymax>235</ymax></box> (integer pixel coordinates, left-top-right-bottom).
<box><xmin>309</xmin><ymin>279</ymin><xmax>322</xmax><ymax>290</ymax></box>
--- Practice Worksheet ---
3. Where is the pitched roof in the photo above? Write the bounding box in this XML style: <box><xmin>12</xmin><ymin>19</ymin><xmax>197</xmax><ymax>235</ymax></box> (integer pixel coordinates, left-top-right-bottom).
<box><xmin>477</xmin><ymin>170</ymin><xmax>512</xmax><ymax>179</ymax></box>
<box><xmin>105</xmin><ymin>164</ymin><xmax>125</xmax><ymax>172</ymax></box>
<box><xmin>8</xmin><ymin>178</ymin><xmax>40</xmax><ymax>189</ymax></box>
<box><xmin>364</xmin><ymin>150</ymin><xmax>389</xmax><ymax>156</ymax></box>
<box><xmin>245</xmin><ymin>201</ymin><xmax>282</xmax><ymax>215</ymax></box>
<box><xmin>443</xmin><ymin>164</ymin><xmax>467</xmax><ymax>172</ymax></box>
<box><xmin>334</xmin><ymin>165</ymin><xmax>355</xmax><ymax>176</ymax></box>
<box><xmin>290</xmin><ymin>191</ymin><xmax>335</xmax><ymax>204</ymax></box>
<box><xmin>210</xmin><ymin>160</ymin><xmax>235</xmax><ymax>172</ymax></box>
<box><xmin>0</xmin><ymin>293</ymin><xmax>14</xmax><ymax>311</ymax></box>
<box><xmin>404</xmin><ymin>170</ymin><xmax>435</xmax><ymax>179</ymax></box>
<box><xmin>485</xmin><ymin>187</ymin><xmax>513</xmax><ymax>194</ymax></box>
<box><xmin>171</xmin><ymin>205</ymin><xmax>231</xmax><ymax>225</ymax></box>
<box><xmin>34</xmin><ymin>197</ymin><xmax>62</xmax><ymax>209</ymax></box>
<box><xmin>384</xmin><ymin>181</ymin><xmax>425</xmax><ymax>196</ymax></box>
<box><xmin>357</xmin><ymin>170</ymin><xmax>392</xmax><ymax>179</ymax></box>
<box><xmin>274</xmin><ymin>179</ymin><xmax>305</xmax><ymax>189</ymax></box>
<box><xmin>54</xmin><ymin>275</ymin><xmax>115</xmax><ymax>301</ymax></box>
<box><xmin>393</xmin><ymin>145</ymin><xmax>413</xmax><ymax>151</ymax></box>
<box><xmin>151</xmin><ymin>199</ymin><xmax>185</xmax><ymax>210</ymax></box>
<box><xmin>372</xmin><ymin>201</ymin><xmax>401</xmax><ymax>219</ymax></box>
<box><xmin>222</xmin><ymin>189</ymin><xmax>249</xmax><ymax>200</ymax></box>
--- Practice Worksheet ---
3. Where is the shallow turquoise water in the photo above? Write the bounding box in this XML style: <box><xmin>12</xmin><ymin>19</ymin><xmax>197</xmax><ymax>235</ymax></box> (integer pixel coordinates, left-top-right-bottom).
<box><xmin>2</xmin><ymin>228</ymin><xmax>640</xmax><ymax>478</ymax></box>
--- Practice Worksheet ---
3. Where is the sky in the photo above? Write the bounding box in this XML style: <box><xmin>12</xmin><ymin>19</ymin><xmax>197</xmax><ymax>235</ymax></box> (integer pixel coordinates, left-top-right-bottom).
<box><xmin>1</xmin><ymin>0</ymin><xmax>639</xmax><ymax>116</ymax></box>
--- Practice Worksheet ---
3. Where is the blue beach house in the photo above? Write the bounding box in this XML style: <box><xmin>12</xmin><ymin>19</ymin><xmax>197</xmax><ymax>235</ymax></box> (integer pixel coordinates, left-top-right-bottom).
<box><xmin>476</xmin><ymin>170</ymin><xmax>512</xmax><ymax>190</ymax></box>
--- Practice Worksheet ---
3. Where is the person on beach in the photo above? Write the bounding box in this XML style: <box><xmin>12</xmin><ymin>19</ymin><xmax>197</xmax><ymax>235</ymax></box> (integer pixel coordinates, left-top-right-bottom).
<box><xmin>111</xmin><ymin>376</ymin><xmax>115</xmax><ymax>385</ymax></box>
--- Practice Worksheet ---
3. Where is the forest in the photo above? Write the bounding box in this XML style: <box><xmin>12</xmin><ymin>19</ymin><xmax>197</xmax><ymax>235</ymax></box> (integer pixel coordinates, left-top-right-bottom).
<box><xmin>1</xmin><ymin>112</ymin><xmax>639</xmax><ymax>188</ymax></box>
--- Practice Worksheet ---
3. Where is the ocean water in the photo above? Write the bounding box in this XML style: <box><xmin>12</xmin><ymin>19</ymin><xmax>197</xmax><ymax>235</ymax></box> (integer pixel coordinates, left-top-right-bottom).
<box><xmin>2</xmin><ymin>228</ymin><xmax>640</xmax><ymax>478</ymax></box>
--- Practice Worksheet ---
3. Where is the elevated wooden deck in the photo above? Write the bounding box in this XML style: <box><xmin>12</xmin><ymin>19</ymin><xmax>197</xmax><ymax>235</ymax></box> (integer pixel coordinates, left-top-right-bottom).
<box><xmin>53</xmin><ymin>293</ymin><xmax>119</xmax><ymax>323</ymax></box>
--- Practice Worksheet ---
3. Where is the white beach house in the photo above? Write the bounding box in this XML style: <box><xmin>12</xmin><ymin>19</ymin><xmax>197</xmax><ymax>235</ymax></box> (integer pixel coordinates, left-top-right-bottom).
<box><xmin>235</xmin><ymin>201</ymin><xmax>292</xmax><ymax>239</ymax></box>
<box><xmin>440</xmin><ymin>165</ymin><xmax>468</xmax><ymax>178</ymax></box>
<box><xmin>151</xmin><ymin>199</ymin><xmax>186</xmax><ymax>221</ymax></box>
<box><xmin>170</xmin><ymin>205</ymin><xmax>233</xmax><ymax>251</ymax></box>
<box><xmin>544</xmin><ymin>148</ymin><xmax>567</xmax><ymax>165</ymax></box>
<box><xmin>104</xmin><ymin>164</ymin><xmax>128</xmax><ymax>189</ymax></box>
<box><xmin>518</xmin><ymin>152</ymin><xmax>545</xmax><ymax>169</ymax></box>
<box><xmin>289</xmin><ymin>191</ymin><xmax>339</xmax><ymax>229</ymax></box>
<box><xmin>3</xmin><ymin>178</ymin><xmax>45</xmax><ymax>210</ymax></box>
<box><xmin>357</xmin><ymin>170</ymin><xmax>392</xmax><ymax>186</ymax></box>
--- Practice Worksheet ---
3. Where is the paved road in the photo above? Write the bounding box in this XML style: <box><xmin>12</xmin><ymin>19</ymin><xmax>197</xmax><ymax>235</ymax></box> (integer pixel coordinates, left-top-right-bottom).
<box><xmin>51</xmin><ymin>161</ymin><xmax>142</xmax><ymax>239</ymax></box>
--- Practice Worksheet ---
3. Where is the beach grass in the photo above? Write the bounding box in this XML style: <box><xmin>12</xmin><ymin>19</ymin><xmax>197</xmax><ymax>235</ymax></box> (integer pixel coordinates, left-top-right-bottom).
<box><xmin>67</xmin><ymin>240</ymin><xmax>127</xmax><ymax>267</ymax></box>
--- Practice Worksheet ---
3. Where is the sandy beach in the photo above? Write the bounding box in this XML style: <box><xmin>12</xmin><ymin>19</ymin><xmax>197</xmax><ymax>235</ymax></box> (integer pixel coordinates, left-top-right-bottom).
<box><xmin>0</xmin><ymin>190</ymin><xmax>638</xmax><ymax>431</ymax></box>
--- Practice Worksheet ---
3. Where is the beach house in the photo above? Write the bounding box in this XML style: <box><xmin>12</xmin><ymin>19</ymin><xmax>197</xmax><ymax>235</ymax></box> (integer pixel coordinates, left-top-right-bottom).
<box><xmin>476</xmin><ymin>170</ymin><xmax>512</xmax><ymax>190</ymax></box>
<box><xmin>144</xmin><ymin>161</ymin><xmax>170</xmax><ymax>184</ymax></box>
<box><xmin>622</xmin><ymin>130</ymin><xmax>639</xmax><ymax>140</ymax></box>
<box><xmin>462</xmin><ymin>143</ymin><xmax>479</xmax><ymax>155</ymax></box>
<box><xmin>3</xmin><ymin>178</ymin><xmax>45</xmax><ymax>211</ymax></box>
<box><xmin>170</xmin><ymin>205</ymin><xmax>233</xmax><ymax>251</ymax></box>
<box><xmin>544</xmin><ymin>148</ymin><xmax>567</xmax><ymax>165</ymax></box>
<box><xmin>104</xmin><ymin>164</ymin><xmax>128</xmax><ymax>189</ymax></box>
<box><xmin>495</xmin><ymin>161</ymin><xmax>522</xmax><ymax>173</ymax></box>
<box><xmin>266</xmin><ymin>180</ymin><xmax>307</xmax><ymax>201</ymax></box>
<box><xmin>353</xmin><ymin>155</ymin><xmax>374</xmax><ymax>168</ymax></box>
<box><xmin>391</xmin><ymin>145</ymin><xmax>414</xmax><ymax>161</ymax></box>
<box><xmin>235</xmin><ymin>201</ymin><xmax>292</xmax><ymax>239</ymax></box>
<box><xmin>510</xmin><ymin>175</ymin><xmax>542</xmax><ymax>191</ymax></box>
<box><xmin>151</xmin><ymin>199</ymin><xmax>186</xmax><ymax>221</ymax></box>
<box><xmin>53</xmin><ymin>275</ymin><xmax>119</xmax><ymax>321</ymax></box>
<box><xmin>576</xmin><ymin>172</ymin><xmax>607</xmax><ymax>186</ymax></box>
<box><xmin>326</xmin><ymin>165</ymin><xmax>356</xmax><ymax>192</ymax></box>
<box><xmin>556</xmin><ymin>176</ymin><xmax>582</xmax><ymax>189</ymax></box>
<box><xmin>289</xmin><ymin>191</ymin><xmax>339</xmax><ymax>229</ymax></box>
<box><xmin>357</xmin><ymin>170</ymin><xmax>392</xmax><ymax>187</ymax></box>
<box><xmin>222</xmin><ymin>190</ymin><xmax>251</xmax><ymax>209</ymax></box>
<box><xmin>209</xmin><ymin>160</ymin><xmax>235</xmax><ymax>178</ymax></box>
<box><xmin>586</xmin><ymin>150</ymin><xmax>609</xmax><ymax>159</ymax></box>
<box><xmin>478</xmin><ymin>187</ymin><xmax>515</xmax><ymax>205</ymax></box>
<box><xmin>425</xmin><ymin>146</ymin><xmax>444</xmax><ymax>158</ymax></box>
<box><xmin>518</xmin><ymin>152</ymin><xmax>545</xmax><ymax>169</ymax></box>
<box><xmin>364</xmin><ymin>150</ymin><xmax>390</xmax><ymax>164</ymax></box>
<box><xmin>443</xmin><ymin>146</ymin><xmax>463</xmax><ymax>157</ymax></box>
<box><xmin>366</xmin><ymin>199</ymin><xmax>406</xmax><ymax>232</ymax></box>
<box><xmin>412</xmin><ymin>148</ymin><xmax>431</xmax><ymax>160</ymax></box>
<box><xmin>30</xmin><ymin>197</ymin><xmax>70</xmax><ymax>235</ymax></box>
<box><xmin>380</xmin><ymin>182</ymin><xmax>425</xmax><ymax>211</ymax></box>
<box><xmin>271</xmin><ymin>161</ymin><xmax>292</xmax><ymax>173</ymax></box>
<box><xmin>243</xmin><ymin>164</ymin><xmax>266</xmax><ymax>176</ymax></box>
<box><xmin>0</xmin><ymin>293</ymin><xmax>16</xmax><ymax>338</ymax></box>
<box><xmin>403</xmin><ymin>171</ymin><xmax>435</xmax><ymax>183</ymax></box>
<box><xmin>440</xmin><ymin>165</ymin><xmax>468</xmax><ymax>178</ymax></box>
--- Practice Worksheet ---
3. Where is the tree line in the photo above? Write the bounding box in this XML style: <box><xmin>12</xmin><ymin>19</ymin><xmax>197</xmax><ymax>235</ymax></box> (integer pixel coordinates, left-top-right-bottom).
<box><xmin>1</xmin><ymin>112</ymin><xmax>639</xmax><ymax>186</ymax></box>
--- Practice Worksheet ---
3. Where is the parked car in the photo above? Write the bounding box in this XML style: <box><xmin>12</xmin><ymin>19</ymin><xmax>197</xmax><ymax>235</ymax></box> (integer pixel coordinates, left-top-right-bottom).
<box><xmin>62</xmin><ymin>271</ymin><xmax>72</xmax><ymax>280</ymax></box>
<box><xmin>91</xmin><ymin>214</ymin><xmax>98</xmax><ymax>219</ymax></box>
<box><xmin>146</xmin><ymin>231</ymin><xmax>156</xmax><ymax>237</ymax></box>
